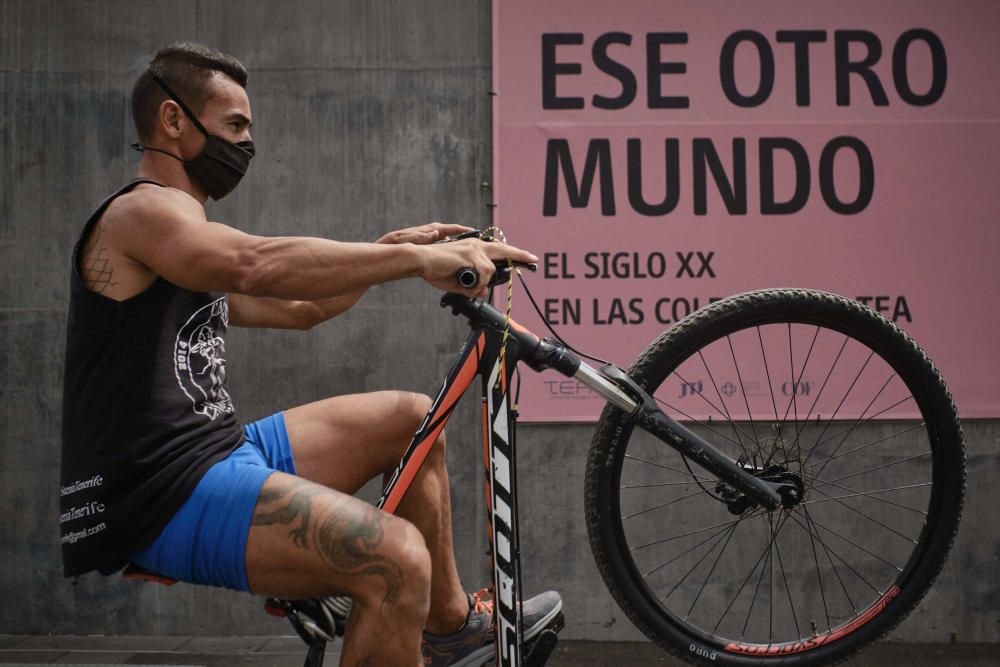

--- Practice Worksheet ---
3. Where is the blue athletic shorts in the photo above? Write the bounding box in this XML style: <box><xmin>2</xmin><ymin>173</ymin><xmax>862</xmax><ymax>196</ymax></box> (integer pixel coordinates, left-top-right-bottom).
<box><xmin>128</xmin><ymin>412</ymin><xmax>297</xmax><ymax>592</ymax></box>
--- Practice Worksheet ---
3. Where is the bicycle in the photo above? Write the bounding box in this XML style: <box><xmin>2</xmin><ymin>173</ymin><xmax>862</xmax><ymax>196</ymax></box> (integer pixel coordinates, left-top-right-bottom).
<box><xmin>127</xmin><ymin>229</ymin><xmax>966</xmax><ymax>667</ymax></box>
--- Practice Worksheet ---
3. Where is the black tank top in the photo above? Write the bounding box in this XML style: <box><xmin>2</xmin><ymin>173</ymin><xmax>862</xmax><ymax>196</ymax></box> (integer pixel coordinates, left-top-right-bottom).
<box><xmin>60</xmin><ymin>179</ymin><xmax>244</xmax><ymax>577</ymax></box>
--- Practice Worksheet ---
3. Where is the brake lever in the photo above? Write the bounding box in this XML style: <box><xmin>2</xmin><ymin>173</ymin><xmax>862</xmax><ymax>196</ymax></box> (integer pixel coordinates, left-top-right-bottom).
<box><xmin>438</xmin><ymin>229</ymin><xmax>537</xmax><ymax>288</ymax></box>
<box><xmin>488</xmin><ymin>260</ymin><xmax>537</xmax><ymax>287</ymax></box>
<box><xmin>433</xmin><ymin>229</ymin><xmax>483</xmax><ymax>244</ymax></box>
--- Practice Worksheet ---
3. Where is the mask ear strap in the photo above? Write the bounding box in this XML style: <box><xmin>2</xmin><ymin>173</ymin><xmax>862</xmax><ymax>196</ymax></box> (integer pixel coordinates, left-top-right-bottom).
<box><xmin>148</xmin><ymin>70</ymin><xmax>211</xmax><ymax>136</ymax></box>
<box><xmin>130</xmin><ymin>141</ymin><xmax>185</xmax><ymax>162</ymax></box>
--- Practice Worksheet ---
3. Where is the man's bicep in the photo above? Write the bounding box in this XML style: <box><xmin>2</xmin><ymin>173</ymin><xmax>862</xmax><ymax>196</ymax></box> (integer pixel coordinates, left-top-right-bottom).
<box><xmin>115</xmin><ymin>199</ymin><xmax>257</xmax><ymax>294</ymax></box>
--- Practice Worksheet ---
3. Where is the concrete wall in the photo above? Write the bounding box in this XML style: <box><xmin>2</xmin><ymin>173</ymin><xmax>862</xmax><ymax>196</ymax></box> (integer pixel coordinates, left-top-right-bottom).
<box><xmin>1</xmin><ymin>0</ymin><xmax>997</xmax><ymax>646</ymax></box>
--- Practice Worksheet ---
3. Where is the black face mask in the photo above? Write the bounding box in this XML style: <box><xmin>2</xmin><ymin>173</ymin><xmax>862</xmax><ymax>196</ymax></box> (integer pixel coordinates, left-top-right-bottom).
<box><xmin>133</xmin><ymin>70</ymin><xmax>255</xmax><ymax>200</ymax></box>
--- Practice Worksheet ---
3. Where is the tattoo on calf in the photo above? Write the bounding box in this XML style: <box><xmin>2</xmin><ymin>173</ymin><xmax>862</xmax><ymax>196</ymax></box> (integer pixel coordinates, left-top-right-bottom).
<box><xmin>251</xmin><ymin>477</ymin><xmax>405</xmax><ymax>611</ymax></box>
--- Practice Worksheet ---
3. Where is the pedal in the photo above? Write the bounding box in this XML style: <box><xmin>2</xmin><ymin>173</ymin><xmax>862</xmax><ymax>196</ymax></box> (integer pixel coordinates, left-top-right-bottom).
<box><xmin>523</xmin><ymin>611</ymin><xmax>564</xmax><ymax>667</ymax></box>
<box><xmin>523</xmin><ymin>629</ymin><xmax>559</xmax><ymax>667</ymax></box>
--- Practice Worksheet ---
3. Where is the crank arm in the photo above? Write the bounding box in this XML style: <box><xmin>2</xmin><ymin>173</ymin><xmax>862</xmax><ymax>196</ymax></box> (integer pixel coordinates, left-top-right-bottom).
<box><xmin>574</xmin><ymin>363</ymin><xmax>784</xmax><ymax>512</ymax></box>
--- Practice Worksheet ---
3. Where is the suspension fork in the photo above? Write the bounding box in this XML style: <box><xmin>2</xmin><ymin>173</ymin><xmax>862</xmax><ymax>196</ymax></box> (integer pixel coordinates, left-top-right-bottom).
<box><xmin>584</xmin><ymin>363</ymin><xmax>786</xmax><ymax>510</ymax></box>
<box><xmin>440</xmin><ymin>293</ymin><xmax>786</xmax><ymax>512</ymax></box>
<box><xmin>574</xmin><ymin>361</ymin><xmax>785</xmax><ymax>511</ymax></box>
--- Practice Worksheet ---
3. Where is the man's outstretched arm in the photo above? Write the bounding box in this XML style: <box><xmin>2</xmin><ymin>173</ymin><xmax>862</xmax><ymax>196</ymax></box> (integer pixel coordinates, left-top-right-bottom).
<box><xmin>110</xmin><ymin>187</ymin><xmax>534</xmax><ymax>303</ymax></box>
<box><xmin>227</xmin><ymin>222</ymin><xmax>476</xmax><ymax>330</ymax></box>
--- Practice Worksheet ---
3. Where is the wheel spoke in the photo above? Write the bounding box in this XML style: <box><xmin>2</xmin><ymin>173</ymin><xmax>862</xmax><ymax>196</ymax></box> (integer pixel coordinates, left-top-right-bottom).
<box><xmin>786</xmin><ymin>324</ymin><xmax>802</xmax><ymax>466</ymax></box>
<box><xmin>769</xmin><ymin>513</ymin><xmax>775</xmax><ymax>643</ymax></box>
<box><xmin>699</xmin><ymin>349</ymin><xmax>757</xmax><ymax>462</ymax></box>
<box><xmin>811</xmin><ymin>451</ymin><xmax>931</xmax><ymax>487</ymax></box>
<box><xmin>786</xmin><ymin>508</ymin><xmax>882</xmax><ymax>597</ymax></box>
<box><xmin>757</xmin><ymin>326</ymin><xmax>783</xmax><ymax>434</ymax></box>
<box><xmin>801</xmin><ymin>371</ymin><xmax>896</xmax><ymax>475</ymax></box>
<box><xmin>802</xmin><ymin>502</ymin><xmax>833</xmax><ymax>632</ymax></box>
<box><xmin>713</xmin><ymin>511</ymin><xmax>793</xmax><ymax>633</ymax></box>
<box><xmin>802</xmin><ymin>503</ymin><xmax>857</xmax><ymax>617</ymax></box>
<box><xmin>687</xmin><ymin>517</ymin><xmax>743</xmax><ymax>618</ymax></box>
<box><xmin>630</xmin><ymin>518</ymin><xmax>742</xmax><ymax>552</ymax></box>
<box><xmin>794</xmin><ymin>349</ymin><xmax>875</xmax><ymax>461</ymax></box>
<box><xmin>660</xmin><ymin>523</ymin><xmax>737</xmax><ymax>602</ymax></box>
<box><xmin>796</xmin><ymin>395</ymin><xmax>917</xmax><ymax>463</ymax></box>
<box><xmin>623</xmin><ymin>488</ymin><xmax>707</xmax><ymax>520</ymax></box>
<box><xmin>736</xmin><ymin>529</ymin><xmax>772</xmax><ymax>637</ymax></box>
<box><xmin>804</xmin><ymin>478</ymin><xmax>929</xmax><ymax>515</ymax></box>
<box><xmin>797</xmin><ymin>512</ymin><xmax>903</xmax><ymax>573</ymax></box>
<box><xmin>802</xmin><ymin>422</ymin><xmax>925</xmax><ymax>474</ymax></box>
<box><xmin>726</xmin><ymin>334</ymin><xmax>760</xmax><ymax>451</ymax></box>
<box><xmin>624</xmin><ymin>453</ymin><xmax>717</xmax><ymax>482</ymax></box>
<box><xmin>670</xmin><ymin>368</ymin><xmax>760</xmax><ymax>446</ymax></box>
<box><xmin>621</xmin><ymin>479</ymin><xmax>717</xmax><ymax>489</ymax></box>
<box><xmin>807</xmin><ymin>484</ymin><xmax>918</xmax><ymax>544</ymax></box>
<box><xmin>772</xmin><ymin>518</ymin><xmax>801</xmax><ymax>638</ymax></box>
<box><xmin>778</xmin><ymin>325</ymin><xmax>822</xmax><ymax>446</ymax></box>
<box><xmin>643</xmin><ymin>521</ymin><xmax>739</xmax><ymax>578</ymax></box>
<box><xmin>650</xmin><ymin>395</ymin><xmax>747</xmax><ymax>452</ymax></box>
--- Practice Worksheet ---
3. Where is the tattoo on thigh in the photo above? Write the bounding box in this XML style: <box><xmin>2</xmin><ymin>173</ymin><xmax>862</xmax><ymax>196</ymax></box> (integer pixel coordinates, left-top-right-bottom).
<box><xmin>315</xmin><ymin>501</ymin><xmax>404</xmax><ymax>611</ymax></box>
<box><xmin>251</xmin><ymin>477</ymin><xmax>321</xmax><ymax>548</ymax></box>
<box><xmin>252</xmin><ymin>477</ymin><xmax>404</xmax><ymax>610</ymax></box>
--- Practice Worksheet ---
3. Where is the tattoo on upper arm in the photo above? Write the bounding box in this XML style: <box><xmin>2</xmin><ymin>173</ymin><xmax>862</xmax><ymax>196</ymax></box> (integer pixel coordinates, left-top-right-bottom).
<box><xmin>251</xmin><ymin>476</ymin><xmax>404</xmax><ymax>611</ymax></box>
<box><xmin>80</xmin><ymin>222</ymin><xmax>119</xmax><ymax>294</ymax></box>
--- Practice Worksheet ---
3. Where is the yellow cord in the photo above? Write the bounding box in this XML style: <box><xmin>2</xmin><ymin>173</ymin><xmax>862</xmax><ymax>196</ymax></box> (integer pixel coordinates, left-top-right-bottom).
<box><xmin>482</xmin><ymin>227</ymin><xmax>515</xmax><ymax>403</ymax></box>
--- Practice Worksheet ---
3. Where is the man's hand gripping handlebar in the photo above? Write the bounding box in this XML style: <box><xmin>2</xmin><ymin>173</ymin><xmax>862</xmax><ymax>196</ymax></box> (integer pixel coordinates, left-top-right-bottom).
<box><xmin>432</xmin><ymin>228</ymin><xmax>538</xmax><ymax>292</ymax></box>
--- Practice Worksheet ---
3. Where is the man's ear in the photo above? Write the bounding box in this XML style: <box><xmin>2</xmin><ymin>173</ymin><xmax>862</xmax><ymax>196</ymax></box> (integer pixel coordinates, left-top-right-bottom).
<box><xmin>158</xmin><ymin>100</ymin><xmax>183</xmax><ymax>139</ymax></box>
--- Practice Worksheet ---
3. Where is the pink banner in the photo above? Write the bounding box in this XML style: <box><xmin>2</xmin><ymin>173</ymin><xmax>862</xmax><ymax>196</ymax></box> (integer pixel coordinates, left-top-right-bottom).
<box><xmin>492</xmin><ymin>0</ymin><xmax>1000</xmax><ymax>422</ymax></box>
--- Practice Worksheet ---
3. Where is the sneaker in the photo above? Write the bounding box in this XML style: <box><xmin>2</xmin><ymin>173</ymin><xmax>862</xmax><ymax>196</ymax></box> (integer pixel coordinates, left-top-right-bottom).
<box><xmin>421</xmin><ymin>588</ymin><xmax>563</xmax><ymax>667</ymax></box>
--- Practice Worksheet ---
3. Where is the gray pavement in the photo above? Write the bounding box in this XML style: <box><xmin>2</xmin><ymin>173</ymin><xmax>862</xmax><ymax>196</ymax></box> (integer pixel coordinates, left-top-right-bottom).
<box><xmin>0</xmin><ymin>636</ymin><xmax>997</xmax><ymax>666</ymax></box>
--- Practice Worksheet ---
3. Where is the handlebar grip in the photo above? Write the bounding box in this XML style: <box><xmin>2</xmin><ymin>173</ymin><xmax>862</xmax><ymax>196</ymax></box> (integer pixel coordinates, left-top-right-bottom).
<box><xmin>456</xmin><ymin>268</ymin><xmax>479</xmax><ymax>289</ymax></box>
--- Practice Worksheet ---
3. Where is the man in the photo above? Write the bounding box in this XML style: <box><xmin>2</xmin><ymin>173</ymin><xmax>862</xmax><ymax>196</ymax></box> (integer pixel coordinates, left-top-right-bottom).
<box><xmin>60</xmin><ymin>42</ymin><xmax>561</xmax><ymax>666</ymax></box>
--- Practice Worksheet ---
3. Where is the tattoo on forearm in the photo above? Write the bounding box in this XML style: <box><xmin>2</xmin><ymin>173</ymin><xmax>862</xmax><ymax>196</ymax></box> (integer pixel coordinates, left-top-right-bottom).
<box><xmin>251</xmin><ymin>477</ymin><xmax>404</xmax><ymax>611</ymax></box>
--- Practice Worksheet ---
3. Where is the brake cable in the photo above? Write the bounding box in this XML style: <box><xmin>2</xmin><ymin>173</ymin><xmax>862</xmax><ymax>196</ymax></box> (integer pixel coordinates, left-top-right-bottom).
<box><xmin>479</xmin><ymin>226</ymin><xmax>516</xmax><ymax>396</ymax></box>
<box><xmin>482</xmin><ymin>227</ymin><xmax>727</xmax><ymax>503</ymax></box>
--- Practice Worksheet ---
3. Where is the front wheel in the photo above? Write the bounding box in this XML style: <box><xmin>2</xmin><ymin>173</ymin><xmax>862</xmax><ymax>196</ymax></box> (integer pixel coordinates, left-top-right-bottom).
<box><xmin>584</xmin><ymin>289</ymin><xmax>965</xmax><ymax>666</ymax></box>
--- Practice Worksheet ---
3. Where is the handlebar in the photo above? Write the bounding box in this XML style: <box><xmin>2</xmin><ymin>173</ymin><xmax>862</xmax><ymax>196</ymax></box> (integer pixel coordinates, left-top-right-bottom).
<box><xmin>454</xmin><ymin>260</ymin><xmax>537</xmax><ymax>290</ymax></box>
<box><xmin>432</xmin><ymin>228</ymin><xmax>537</xmax><ymax>289</ymax></box>
<box><xmin>456</xmin><ymin>268</ymin><xmax>479</xmax><ymax>289</ymax></box>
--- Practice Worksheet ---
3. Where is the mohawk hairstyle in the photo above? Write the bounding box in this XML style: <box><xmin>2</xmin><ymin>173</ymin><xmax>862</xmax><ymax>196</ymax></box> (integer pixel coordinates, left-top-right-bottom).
<box><xmin>131</xmin><ymin>42</ymin><xmax>248</xmax><ymax>142</ymax></box>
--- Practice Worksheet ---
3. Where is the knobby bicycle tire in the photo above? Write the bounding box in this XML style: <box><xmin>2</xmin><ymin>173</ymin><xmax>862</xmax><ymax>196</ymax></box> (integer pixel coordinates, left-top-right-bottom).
<box><xmin>584</xmin><ymin>289</ymin><xmax>965</xmax><ymax>666</ymax></box>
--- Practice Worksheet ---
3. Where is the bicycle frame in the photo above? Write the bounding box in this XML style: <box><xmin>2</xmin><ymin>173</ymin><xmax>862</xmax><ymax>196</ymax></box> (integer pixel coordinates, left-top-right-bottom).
<box><xmin>375</xmin><ymin>304</ymin><xmax>530</xmax><ymax>665</ymax></box>
<box><xmin>371</xmin><ymin>291</ymin><xmax>791</xmax><ymax>666</ymax></box>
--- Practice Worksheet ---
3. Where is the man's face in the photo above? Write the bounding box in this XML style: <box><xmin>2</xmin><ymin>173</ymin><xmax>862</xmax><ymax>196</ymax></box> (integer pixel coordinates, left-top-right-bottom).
<box><xmin>176</xmin><ymin>72</ymin><xmax>253</xmax><ymax>158</ymax></box>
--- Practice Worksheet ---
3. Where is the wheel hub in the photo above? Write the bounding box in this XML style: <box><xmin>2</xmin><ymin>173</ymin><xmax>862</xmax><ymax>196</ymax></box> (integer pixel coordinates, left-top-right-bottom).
<box><xmin>715</xmin><ymin>463</ymin><xmax>805</xmax><ymax>514</ymax></box>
